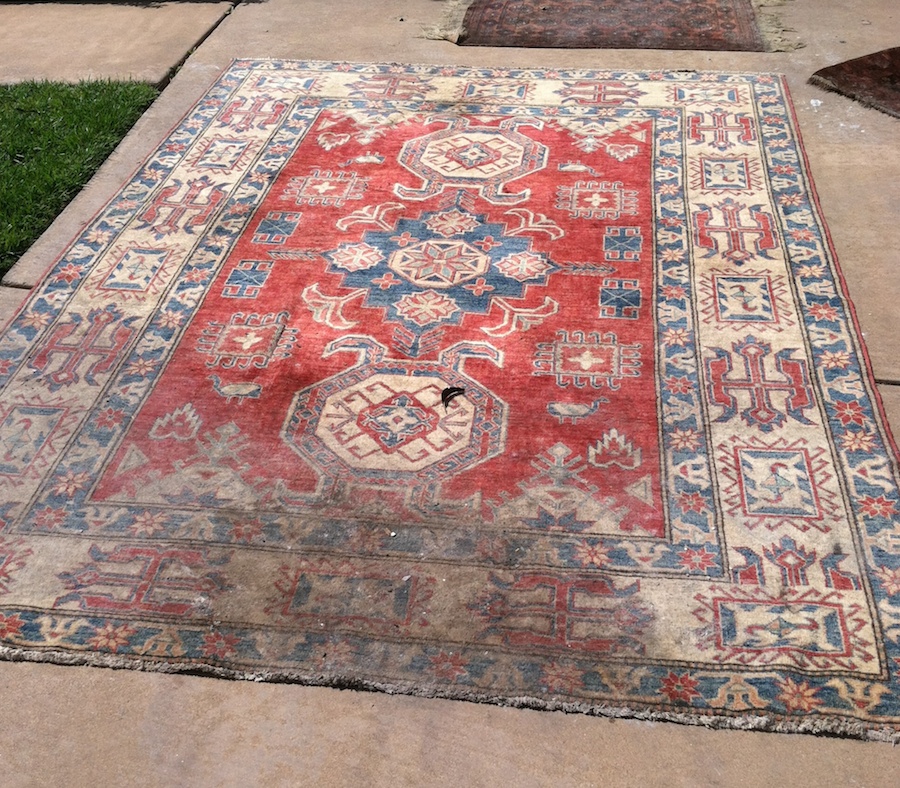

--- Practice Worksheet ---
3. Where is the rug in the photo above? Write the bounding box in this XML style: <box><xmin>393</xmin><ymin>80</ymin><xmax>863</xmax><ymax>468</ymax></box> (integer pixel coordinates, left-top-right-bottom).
<box><xmin>440</xmin><ymin>0</ymin><xmax>767</xmax><ymax>51</ymax></box>
<box><xmin>810</xmin><ymin>48</ymin><xmax>900</xmax><ymax>119</ymax></box>
<box><xmin>1</xmin><ymin>60</ymin><xmax>900</xmax><ymax>740</ymax></box>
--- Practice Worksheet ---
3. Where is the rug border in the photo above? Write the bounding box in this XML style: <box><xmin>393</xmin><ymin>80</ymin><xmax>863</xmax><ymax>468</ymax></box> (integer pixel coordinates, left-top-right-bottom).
<box><xmin>1</xmin><ymin>59</ymin><xmax>898</xmax><ymax>743</ymax></box>
<box><xmin>2</xmin><ymin>642</ymin><xmax>898</xmax><ymax>743</ymax></box>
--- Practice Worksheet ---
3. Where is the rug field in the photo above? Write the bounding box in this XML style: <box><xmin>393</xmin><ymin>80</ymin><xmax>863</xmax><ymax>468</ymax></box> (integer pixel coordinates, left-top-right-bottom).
<box><xmin>1</xmin><ymin>61</ymin><xmax>899</xmax><ymax>740</ymax></box>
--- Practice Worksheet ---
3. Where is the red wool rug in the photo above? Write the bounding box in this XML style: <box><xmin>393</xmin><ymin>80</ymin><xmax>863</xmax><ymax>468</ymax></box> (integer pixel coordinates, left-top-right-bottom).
<box><xmin>2</xmin><ymin>61</ymin><xmax>900</xmax><ymax>740</ymax></box>
<box><xmin>456</xmin><ymin>0</ymin><xmax>766</xmax><ymax>51</ymax></box>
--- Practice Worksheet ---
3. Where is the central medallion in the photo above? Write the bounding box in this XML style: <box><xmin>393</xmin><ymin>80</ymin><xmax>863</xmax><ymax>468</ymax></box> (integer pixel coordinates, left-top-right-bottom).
<box><xmin>323</xmin><ymin>209</ymin><xmax>556</xmax><ymax>354</ymax></box>
<box><xmin>388</xmin><ymin>240</ymin><xmax>490</xmax><ymax>288</ymax></box>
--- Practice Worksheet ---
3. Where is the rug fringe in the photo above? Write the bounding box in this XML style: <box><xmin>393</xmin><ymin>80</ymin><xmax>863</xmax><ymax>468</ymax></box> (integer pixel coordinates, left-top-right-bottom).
<box><xmin>422</xmin><ymin>0</ymin><xmax>475</xmax><ymax>43</ymax></box>
<box><xmin>2</xmin><ymin>643</ymin><xmax>898</xmax><ymax>743</ymax></box>
<box><xmin>751</xmin><ymin>0</ymin><xmax>803</xmax><ymax>52</ymax></box>
<box><xmin>808</xmin><ymin>74</ymin><xmax>900</xmax><ymax>120</ymax></box>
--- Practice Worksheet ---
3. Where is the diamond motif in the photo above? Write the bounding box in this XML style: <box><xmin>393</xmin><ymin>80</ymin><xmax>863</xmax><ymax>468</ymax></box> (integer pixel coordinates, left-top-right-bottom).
<box><xmin>495</xmin><ymin>251</ymin><xmax>553</xmax><ymax>282</ymax></box>
<box><xmin>357</xmin><ymin>393</ymin><xmax>439</xmax><ymax>451</ymax></box>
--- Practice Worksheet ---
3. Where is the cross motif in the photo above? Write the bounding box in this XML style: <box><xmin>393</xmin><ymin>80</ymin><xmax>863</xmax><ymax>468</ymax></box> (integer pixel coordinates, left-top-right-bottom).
<box><xmin>473</xmin><ymin>573</ymin><xmax>647</xmax><ymax>653</ymax></box>
<box><xmin>138</xmin><ymin>175</ymin><xmax>226</xmax><ymax>236</ymax></box>
<box><xmin>693</xmin><ymin>198</ymin><xmax>778</xmax><ymax>264</ymax></box>
<box><xmin>705</xmin><ymin>336</ymin><xmax>814</xmax><ymax>431</ymax></box>
<box><xmin>218</xmin><ymin>95</ymin><xmax>287</xmax><ymax>131</ymax></box>
<box><xmin>56</xmin><ymin>544</ymin><xmax>228</xmax><ymax>616</ymax></box>
<box><xmin>688</xmin><ymin>109</ymin><xmax>756</xmax><ymax>151</ymax></box>
<box><xmin>556</xmin><ymin>81</ymin><xmax>644</xmax><ymax>106</ymax></box>
<box><xmin>29</xmin><ymin>304</ymin><xmax>136</xmax><ymax>389</ymax></box>
<box><xmin>348</xmin><ymin>74</ymin><xmax>432</xmax><ymax>100</ymax></box>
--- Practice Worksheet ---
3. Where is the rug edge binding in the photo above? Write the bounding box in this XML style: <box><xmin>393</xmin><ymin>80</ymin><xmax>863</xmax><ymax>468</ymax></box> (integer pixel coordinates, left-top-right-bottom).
<box><xmin>1</xmin><ymin>644</ymin><xmax>897</xmax><ymax>743</ymax></box>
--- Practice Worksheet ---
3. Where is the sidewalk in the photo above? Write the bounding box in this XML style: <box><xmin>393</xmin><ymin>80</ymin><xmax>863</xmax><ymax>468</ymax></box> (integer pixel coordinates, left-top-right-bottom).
<box><xmin>0</xmin><ymin>1</ymin><xmax>899</xmax><ymax>784</ymax></box>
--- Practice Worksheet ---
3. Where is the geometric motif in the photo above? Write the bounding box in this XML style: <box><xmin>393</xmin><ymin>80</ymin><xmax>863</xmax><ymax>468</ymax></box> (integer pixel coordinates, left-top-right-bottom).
<box><xmin>0</xmin><ymin>405</ymin><xmax>66</xmax><ymax>476</ymax></box>
<box><xmin>705</xmin><ymin>336</ymin><xmax>813</xmax><ymax>431</ymax></box>
<box><xmin>222</xmin><ymin>260</ymin><xmax>273</xmax><ymax>298</ymax></box>
<box><xmin>285</xmin><ymin>169</ymin><xmax>367</xmax><ymax>207</ymax></box>
<box><xmin>396</xmin><ymin>117</ymin><xmax>548</xmax><ymax>205</ymax></box>
<box><xmin>687</xmin><ymin>110</ymin><xmax>756</xmax><ymax>151</ymax></box>
<box><xmin>98</xmin><ymin>246</ymin><xmax>173</xmax><ymax>293</ymax></box>
<box><xmin>187</xmin><ymin>137</ymin><xmax>256</xmax><ymax>173</ymax></box>
<box><xmin>252</xmin><ymin>211</ymin><xmax>303</xmax><ymax>244</ymax></box>
<box><xmin>323</xmin><ymin>209</ymin><xmax>555</xmax><ymax>347</ymax></box>
<box><xmin>718</xmin><ymin>435</ymin><xmax>842</xmax><ymax>533</ymax></box>
<box><xmin>691</xmin><ymin>586</ymin><xmax>871</xmax><ymax>671</ymax></box>
<box><xmin>738</xmin><ymin>448</ymin><xmax>821</xmax><ymax>518</ymax></box>
<box><xmin>469</xmin><ymin>572</ymin><xmax>651</xmax><ymax>654</ymax></box>
<box><xmin>698</xmin><ymin>267</ymin><xmax>794</xmax><ymax>334</ymax></box>
<box><xmin>712</xmin><ymin>274</ymin><xmax>777</xmax><ymax>324</ymax></box>
<box><xmin>691</xmin><ymin>155</ymin><xmax>760</xmax><ymax>193</ymax></box>
<box><xmin>764</xmin><ymin>536</ymin><xmax>816</xmax><ymax>586</ymax></box>
<box><xmin>136</xmin><ymin>175</ymin><xmax>227</xmax><ymax>237</ymax></box>
<box><xmin>55</xmin><ymin>544</ymin><xmax>230</xmax><ymax>616</ymax></box>
<box><xmin>602</xmin><ymin>226</ymin><xmax>643</xmax><ymax>261</ymax></box>
<box><xmin>218</xmin><ymin>95</ymin><xmax>288</xmax><ymax>132</ymax></box>
<box><xmin>283</xmin><ymin>337</ymin><xmax>506</xmax><ymax>492</ymax></box>
<box><xmin>693</xmin><ymin>198</ymin><xmax>778</xmax><ymax>264</ymax></box>
<box><xmin>556</xmin><ymin>180</ymin><xmax>639</xmax><ymax>220</ymax></box>
<box><xmin>720</xmin><ymin>597</ymin><xmax>845</xmax><ymax>653</ymax></box>
<box><xmin>599</xmin><ymin>278</ymin><xmax>642</xmax><ymax>319</ymax></box>
<box><xmin>267</xmin><ymin>558</ymin><xmax>435</xmax><ymax>636</ymax></box>
<box><xmin>534</xmin><ymin>330</ymin><xmax>642</xmax><ymax>389</ymax></box>
<box><xmin>29</xmin><ymin>304</ymin><xmax>137</xmax><ymax>390</ymax></box>
<box><xmin>196</xmin><ymin>311</ymin><xmax>297</xmax><ymax>368</ymax></box>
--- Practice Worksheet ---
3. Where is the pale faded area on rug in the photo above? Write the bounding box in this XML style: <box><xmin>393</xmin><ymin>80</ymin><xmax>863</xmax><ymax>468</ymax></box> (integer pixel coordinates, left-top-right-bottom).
<box><xmin>0</xmin><ymin>61</ymin><xmax>899</xmax><ymax>739</ymax></box>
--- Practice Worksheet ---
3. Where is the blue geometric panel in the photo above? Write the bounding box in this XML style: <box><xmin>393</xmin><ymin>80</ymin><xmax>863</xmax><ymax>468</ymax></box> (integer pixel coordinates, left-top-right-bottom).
<box><xmin>700</xmin><ymin>156</ymin><xmax>751</xmax><ymax>191</ymax></box>
<box><xmin>714</xmin><ymin>274</ymin><xmax>775</xmax><ymax>323</ymax></box>
<box><xmin>599</xmin><ymin>278</ymin><xmax>641</xmax><ymax>319</ymax></box>
<box><xmin>222</xmin><ymin>260</ymin><xmax>273</xmax><ymax>299</ymax></box>
<box><xmin>101</xmin><ymin>247</ymin><xmax>170</xmax><ymax>292</ymax></box>
<box><xmin>252</xmin><ymin>211</ymin><xmax>302</xmax><ymax>244</ymax></box>
<box><xmin>674</xmin><ymin>85</ymin><xmax>740</xmax><ymax>103</ymax></box>
<box><xmin>0</xmin><ymin>405</ymin><xmax>64</xmax><ymax>475</ymax></box>
<box><xmin>602</xmin><ymin>226</ymin><xmax>642</xmax><ymax>262</ymax></box>
<box><xmin>737</xmin><ymin>448</ymin><xmax>820</xmax><ymax>518</ymax></box>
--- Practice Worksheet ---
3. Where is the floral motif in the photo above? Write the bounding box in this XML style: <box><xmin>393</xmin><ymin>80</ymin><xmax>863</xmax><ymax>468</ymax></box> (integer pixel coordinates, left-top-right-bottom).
<box><xmin>394</xmin><ymin>290</ymin><xmax>460</xmax><ymax>326</ymax></box>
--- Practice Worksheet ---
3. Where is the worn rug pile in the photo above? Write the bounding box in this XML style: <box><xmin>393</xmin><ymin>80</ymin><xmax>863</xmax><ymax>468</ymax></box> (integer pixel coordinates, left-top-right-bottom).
<box><xmin>2</xmin><ymin>61</ymin><xmax>899</xmax><ymax>740</ymax></box>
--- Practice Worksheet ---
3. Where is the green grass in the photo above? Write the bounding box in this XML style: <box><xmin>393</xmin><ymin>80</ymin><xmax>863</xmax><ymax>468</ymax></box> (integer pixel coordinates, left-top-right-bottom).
<box><xmin>0</xmin><ymin>80</ymin><xmax>159</xmax><ymax>274</ymax></box>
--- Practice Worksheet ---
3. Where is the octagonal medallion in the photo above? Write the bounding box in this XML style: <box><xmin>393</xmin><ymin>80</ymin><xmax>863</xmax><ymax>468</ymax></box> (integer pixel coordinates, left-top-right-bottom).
<box><xmin>283</xmin><ymin>338</ymin><xmax>508</xmax><ymax>485</ymax></box>
<box><xmin>396</xmin><ymin>117</ymin><xmax>548</xmax><ymax>205</ymax></box>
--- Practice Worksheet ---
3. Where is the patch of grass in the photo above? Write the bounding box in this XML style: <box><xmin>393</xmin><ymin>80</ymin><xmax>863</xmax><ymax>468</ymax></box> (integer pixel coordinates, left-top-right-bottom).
<box><xmin>0</xmin><ymin>80</ymin><xmax>158</xmax><ymax>274</ymax></box>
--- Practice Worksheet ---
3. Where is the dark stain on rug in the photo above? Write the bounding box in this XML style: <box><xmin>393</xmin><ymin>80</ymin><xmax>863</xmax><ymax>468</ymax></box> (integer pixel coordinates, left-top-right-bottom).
<box><xmin>456</xmin><ymin>0</ymin><xmax>766</xmax><ymax>51</ymax></box>
<box><xmin>810</xmin><ymin>48</ymin><xmax>900</xmax><ymax>119</ymax></box>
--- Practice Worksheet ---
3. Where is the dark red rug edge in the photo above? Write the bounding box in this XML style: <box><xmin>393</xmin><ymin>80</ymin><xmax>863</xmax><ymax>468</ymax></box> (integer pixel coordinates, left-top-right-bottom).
<box><xmin>809</xmin><ymin>48</ymin><xmax>900</xmax><ymax>120</ymax></box>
